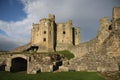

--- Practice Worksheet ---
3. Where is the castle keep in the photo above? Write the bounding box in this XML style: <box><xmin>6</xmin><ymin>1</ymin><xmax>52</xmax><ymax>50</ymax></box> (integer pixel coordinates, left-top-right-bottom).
<box><xmin>0</xmin><ymin>7</ymin><xmax>120</xmax><ymax>74</ymax></box>
<box><xmin>31</xmin><ymin>14</ymin><xmax>80</xmax><ymax>52</ymax></box>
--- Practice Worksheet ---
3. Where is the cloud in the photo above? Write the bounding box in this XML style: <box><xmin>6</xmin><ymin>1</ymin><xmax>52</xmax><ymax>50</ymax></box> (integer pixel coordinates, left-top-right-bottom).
<box><xmin>20</xmin><ymin>0</ymin><xmax>120</xmax><ymax>41</ymax></box>
<box><xmin>0</xmin><ymin>34</ymin><xmax>20</xmax><ymax>50</ymax></box>
<box><xmin>0</xmin><ymin>0</ymin><xmax>120</xmax><ymax>50</ymax></box>
<box><xmin>0</xmin><ymin>19</ymin><xmax>31</xmax><ymax>44</ymax></box>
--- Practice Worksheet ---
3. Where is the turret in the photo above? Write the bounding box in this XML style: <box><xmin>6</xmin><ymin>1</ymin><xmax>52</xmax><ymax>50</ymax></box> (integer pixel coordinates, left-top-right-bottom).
<box><xmin>113</xmin><ymin>7</ymin><xmax>120</xmax><ymax>20</ymax></box>
<box><xmin>112</xmin><ymin>7</ymin><xmax>120</xmax><ymax>30</ymax></box>
<box><xmin>48</xmin><ymin>14</ymin><xmax>55</xmax><ymax>21</ymax></box>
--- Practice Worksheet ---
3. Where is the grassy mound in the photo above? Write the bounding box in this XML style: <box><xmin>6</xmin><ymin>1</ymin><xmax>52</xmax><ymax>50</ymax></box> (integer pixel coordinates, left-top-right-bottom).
<box><xmin>0</xmin><ymin>71</ymin><xmax>106</xmax><ymax>80</ymax></box>
<box><xmin>56</xmin><ymin>50</ymin><xmax>74</xmax><ymax>60</ymax></box>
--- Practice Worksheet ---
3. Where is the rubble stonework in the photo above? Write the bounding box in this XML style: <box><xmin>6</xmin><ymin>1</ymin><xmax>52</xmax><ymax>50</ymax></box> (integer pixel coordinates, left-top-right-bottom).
<box><xmin>0</xmin><ymin>53</ymin><xmax>63</xmax><ymax>74</ymax></box>
<box><xmin>0</xmin><ymin>7</ymin><xmax>120</xmax><ymax>74</ymax></box>
<box><xmin>59</xmin><ymin>7</ymin><xmax>120</xmax><ymax>72</ymax></box>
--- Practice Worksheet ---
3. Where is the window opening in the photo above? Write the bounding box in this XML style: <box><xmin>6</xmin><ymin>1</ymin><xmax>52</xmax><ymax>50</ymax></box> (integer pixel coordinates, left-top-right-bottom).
<box><xmin>63</xmin><ymin>31</ymin><xmax>66</xmax><ymax>34</ymax></box>
<box><xmin>43</xmin><ymin>38</ymin><xmax>46</xmax><ymax>42</ymax></box>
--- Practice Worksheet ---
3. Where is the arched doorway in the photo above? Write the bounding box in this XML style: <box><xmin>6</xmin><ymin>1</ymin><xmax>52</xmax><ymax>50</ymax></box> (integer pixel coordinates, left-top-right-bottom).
<box><xmin>10</xmin><ymin>57</ymin><xmax>27</xmax><ymax>72</ymax></box>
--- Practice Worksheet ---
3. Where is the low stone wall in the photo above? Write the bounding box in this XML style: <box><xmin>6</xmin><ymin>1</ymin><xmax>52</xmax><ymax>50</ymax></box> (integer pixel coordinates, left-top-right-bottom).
<box><xmin>0</xmin><ymin>53</ymin><xmax>64</xmax><ymax>74</ymax></box>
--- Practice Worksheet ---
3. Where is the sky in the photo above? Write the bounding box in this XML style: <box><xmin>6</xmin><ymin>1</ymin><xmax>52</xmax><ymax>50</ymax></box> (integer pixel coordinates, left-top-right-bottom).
<box><xmin>0</xmin><ymin>0</ymin><xmax>120</xmax><ymax>50</ymax></box>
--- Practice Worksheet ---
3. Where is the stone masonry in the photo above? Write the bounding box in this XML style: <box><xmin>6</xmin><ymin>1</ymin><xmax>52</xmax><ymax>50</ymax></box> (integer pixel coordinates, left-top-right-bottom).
<box><xmin>13</xmin><ymin>14</ymin><xmax>80</xmax><ymax>52</ymax></box>
<box><xmin>59</xmin><ymin>7</ymin><xmax>120</xmax><ymax>72</ymax></box>
<box><xmin>0</xmin><ymin>7</ymin><xmax>120</xmax><ymax>74</ymax></box>
<box><xmin>0</xmin><ymin>52</ymin><xmax>64</xmax><ymax>74</ymax></box>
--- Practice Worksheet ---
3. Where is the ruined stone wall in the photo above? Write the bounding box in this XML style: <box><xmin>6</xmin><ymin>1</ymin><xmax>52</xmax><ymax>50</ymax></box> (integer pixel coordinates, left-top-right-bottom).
<box><xmin>97</xmin><ymin>17</ymin><xmax>111</xmax><ymax>44</ymax></box>
<box><xmin>69</xmin><ymin>17</ymin><xmax>111</xmax><ymax>57</ymax></box>
<box><xmin>0</xmin><ymin>53</ymin><xmax>64</xmax><ymax>74</ymax></box>
<box><xmin>60</xmin><ymin>28</ymin><xmax>120</xmax><ymax>72</ymax></box>
<box><xmin>27</xmin><ymin>54</ymin><xmax>54</xmax><ymax>74</ymax></box>
<box><xmin>59</xmin><ymin>50</ymin><xmax>119</xmax><ymax>72</ymax></box>
<box><xmin>11</xmin><ymin>7</ymin><xmax>120</xmax><ymax>73</ymax></box>
<box><xmin>69</xmin><ymin>38</ymin><xmax>97</xmax><ymax>57</ymax></box>
<box><xmin>104</xmin><ymin>25</ymin><xmax>120</xmax><ymax>57</ymax></box>
<box><xmin>60</xmin><ymin>7</ymin><xmax>120</xmax><ymax>72</ymax></box>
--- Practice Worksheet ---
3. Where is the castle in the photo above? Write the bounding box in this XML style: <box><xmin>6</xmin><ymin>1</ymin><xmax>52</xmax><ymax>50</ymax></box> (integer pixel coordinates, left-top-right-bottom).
<box><xmin>0</xmin><ymin>7</ymin><xmax>120</xmax><ymax>74</ymax></box>
<box><xmin>31</xmin><ymin>14</ymin><xmax>80</xmax><ymax>52</ymax></box>
<box><xmin>13</xmin><ymin>14</ymin><xmax>80</xmax><ymax>52</ymax></box>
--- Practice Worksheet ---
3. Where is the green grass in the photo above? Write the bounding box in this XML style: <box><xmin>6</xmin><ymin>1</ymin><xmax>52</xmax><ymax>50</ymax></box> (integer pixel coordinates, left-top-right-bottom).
<box><xmin>56</xmin><ymin>50</ymin><xmax>74</xmax><ymax>60</ymax></box>
<box><xmin>0</xmin><ymin>71</ymin><xmax>106</xmax><ymax>80</ymax></box>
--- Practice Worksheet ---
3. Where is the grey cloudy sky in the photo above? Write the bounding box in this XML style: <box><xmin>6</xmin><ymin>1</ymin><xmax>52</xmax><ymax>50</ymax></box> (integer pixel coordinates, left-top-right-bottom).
<box><xmin>0</xmin><ymin>0</ymin><xmax>120</xmax><ymax>50</ymax></box>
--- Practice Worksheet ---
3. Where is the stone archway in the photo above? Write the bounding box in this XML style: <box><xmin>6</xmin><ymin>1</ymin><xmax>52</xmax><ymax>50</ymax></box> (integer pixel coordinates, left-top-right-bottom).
<box><xmin>10</xmin><ymin>57</ymin><xmax>27</xmax><ymax>72</ymax></box>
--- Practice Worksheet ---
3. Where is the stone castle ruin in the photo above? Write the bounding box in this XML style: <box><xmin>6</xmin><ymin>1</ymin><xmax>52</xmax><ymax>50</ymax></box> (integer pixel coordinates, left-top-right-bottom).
<box><xmin>14</xmin><ymin>14</ymin><xmax>80</xmax><ymax>52</ymax></box>
<box><xmin>0</xmin><ymin>7</ymin><xmax>120</xmax><ymax>74</ymax></box>
<box><xmin>31</xmin><ymin>14</ymin><xmax>80</xmax><ymax>52</ymax></box>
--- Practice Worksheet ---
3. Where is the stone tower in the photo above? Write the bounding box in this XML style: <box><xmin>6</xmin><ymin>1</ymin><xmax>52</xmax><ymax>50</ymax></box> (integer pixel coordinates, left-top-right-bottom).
<box><xmin>97</xmin><ymin>17</ymin><xmax>111</xmax><ymax>44</ymax></box>
<box><xmin>105</xmin><ymin>7</ymin><xmax>120</xmax><ymax>56</ymax></box>
<box><xmin>14</xmin><ymin>14</ymin><xmax>80</xmax><ymax>52</ymax></box>
<box><xmin>31</xmin><ymin>14</ymin><xmax>55</xmax><ymax>52</ymax></box>
<box><xmin>113</xmin><ymin>7</ymin><xmax>120</xmax><ymax>20</ymax></box>
<box><xmin>112</xmin><ymin>7</ymin><xmax>120</xmax><ymax>30</ymax></box>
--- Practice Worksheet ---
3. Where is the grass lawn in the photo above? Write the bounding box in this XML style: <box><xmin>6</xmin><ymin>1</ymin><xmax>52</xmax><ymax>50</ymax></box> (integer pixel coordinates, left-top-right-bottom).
<box><xmin>56</xmin><ymin>50</ymin><xmax>74</xmax><ymax>60</ymax></box>
<box><xmin>0</xmin><ymin>71</ymin><xmax>106</xmax><ymax>80</ymax></box>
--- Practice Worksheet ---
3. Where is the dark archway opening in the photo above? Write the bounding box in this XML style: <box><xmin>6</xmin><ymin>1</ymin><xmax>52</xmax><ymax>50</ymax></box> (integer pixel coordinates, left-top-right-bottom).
<box><xmin>53</xmin><ymin>61</ymin><xmax>62</xmax><ymax>71</ymax></box>
<box><xmin>118</xmin><ymin>63</ymin><xmax>120</xmax><ymax>71</ymax></box>
<box><xmin>10</xmin><ymin>57</ymin><xmax>27</xmax><ymax>73</ymax></box>
<box><xmin>0</xmin><ymin>60</ymin><xmax>6</xmax><ymax>71</ymax></box>
<box><xmin>0</xmin><ymin>65</ymin><xmax>6</xmax><ymax>71</ymax></box>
